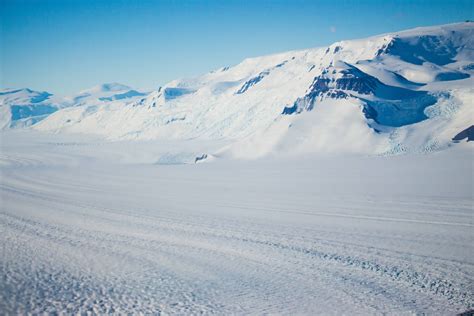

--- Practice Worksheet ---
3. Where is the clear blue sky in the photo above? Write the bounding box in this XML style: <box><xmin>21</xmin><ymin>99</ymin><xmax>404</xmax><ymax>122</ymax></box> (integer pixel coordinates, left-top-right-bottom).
<box><xmin>1</xmin><ymin>0</ymin><xmax>473</xmax><ymax>95</ymax></box>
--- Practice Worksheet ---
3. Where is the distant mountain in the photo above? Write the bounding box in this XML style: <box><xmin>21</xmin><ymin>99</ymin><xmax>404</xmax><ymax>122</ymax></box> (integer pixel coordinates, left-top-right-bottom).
<box><xmin>0</xmin><ymin>88</ymin><xmax>56</xmax><ymax>129</ymax></box>
<box><xmin>6</xmin><ymin>22</ymin><xmax>474</xmax><ymax>158</ymax></box>
<box><xmin>0</xmin><ymin>83</ymin><xmax>146</xmax><ymax>130</ymax></box>
<box><xmin>64</xmin><ymin>83</ymin><xmax>146</xmax><ymax>105</ymax></box>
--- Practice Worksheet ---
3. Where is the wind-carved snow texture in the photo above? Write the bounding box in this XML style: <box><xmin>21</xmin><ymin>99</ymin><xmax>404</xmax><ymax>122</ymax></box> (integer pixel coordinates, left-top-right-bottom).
<box><xmin>0</xmin><ymin>133</ymin><xmax>473</xmax><ymax>314</ymax></box>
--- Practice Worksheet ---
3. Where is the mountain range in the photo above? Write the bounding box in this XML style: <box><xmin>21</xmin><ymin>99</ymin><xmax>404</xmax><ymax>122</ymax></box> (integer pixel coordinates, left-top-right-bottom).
<box><xmin>1</xmin><ymin>22</ymin><xmax>472</xmax><ymax>159</ymax></box>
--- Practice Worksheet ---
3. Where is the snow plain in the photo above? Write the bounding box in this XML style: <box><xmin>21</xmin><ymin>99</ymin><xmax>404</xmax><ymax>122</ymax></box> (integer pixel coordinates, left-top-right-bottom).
<box><xmin>1</xmin><ymin>130</ymin><xmax>473</xmax><ymax>314</ymax></box>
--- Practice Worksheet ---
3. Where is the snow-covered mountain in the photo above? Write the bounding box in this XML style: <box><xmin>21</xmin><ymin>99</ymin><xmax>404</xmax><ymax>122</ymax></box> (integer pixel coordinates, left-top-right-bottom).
<box><xmin>0</xmin><ymin>83</ymin><xmax>146</xmax><ymax>130</ymax></box>
<box><xmin>0</xmin><ymin>88</ymin><xmax>57</xmax><ymax>129</ymax></box>
<box><xmin>61</xmin><ymin>83</ymin><xmax>146</xmax><ymax>106</ymax></box>
<box><xmin>6</xmin><ymin>22</ymin><xmax>474</xmax><ymax>158</ymax></box>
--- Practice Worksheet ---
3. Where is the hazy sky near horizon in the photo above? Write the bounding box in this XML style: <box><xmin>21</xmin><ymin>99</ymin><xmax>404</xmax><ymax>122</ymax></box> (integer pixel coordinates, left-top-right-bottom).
<box><xmin>1</xmin><ymin>0</ymin><xmax>473</xmax><ymax>95</ymax></box>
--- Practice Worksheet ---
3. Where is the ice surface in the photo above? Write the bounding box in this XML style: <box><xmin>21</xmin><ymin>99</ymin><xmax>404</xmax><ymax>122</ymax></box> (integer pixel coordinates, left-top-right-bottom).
<box><xmin>0</xmin><ymin>131</ymin><xmax>472</xmax><ymax>314</ymax></box>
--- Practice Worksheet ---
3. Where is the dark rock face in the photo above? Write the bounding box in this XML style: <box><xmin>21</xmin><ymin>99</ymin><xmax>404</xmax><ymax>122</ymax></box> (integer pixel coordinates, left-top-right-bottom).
<box><xmin>194</xmin><ymin>154</ymin><xmax>208</xmax><ymax>163</ymax></box>
<box><xmin>309</xmin><ymin>77</ymin><xmax>331</xmax><ymax>94</ymax></box>
<box><xmin>282</xmin><ymin>62</ymin><xmax>438</xmax><ymax>127</ymax></box>
<box><xmin>307</xmin><ymin>63</ymin><xmax>382</xmax><ymax>97</ymax></box>
<box><xmin>452</xmin><ymin>125</ymin><xmax>474</xmax><ymax>142</ymax></box>
<box><xmin>282</xmin><ymin>63</ymin><xmax>378</xmax><ymax>115</ymax></box>
<box><xmin>282</xmin><ymin>104</ymin><xmax>299</xmax><ymax>115</ymax></box>
<box><xmin>165</xmin><ymin>116</ymin><xmax>186</xmax><ymax>125</ymax></box>
<box><xmin>236</xmin><ymin>70</ymin><xmax>270</xmax><ymax>94</ymax></box>
<box><xmin>274</xmin><ymin>61</ymin><xmax>288</xmax><ymax>68</ymax></box>
<box><xmin>335</xmin><ymin>66</ymin><xmax>379</xmax><ymax>94</ymax></box>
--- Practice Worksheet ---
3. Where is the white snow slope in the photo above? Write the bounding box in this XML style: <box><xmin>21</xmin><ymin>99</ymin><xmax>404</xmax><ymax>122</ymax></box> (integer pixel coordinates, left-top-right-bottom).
<box><xmin>29</xmin><ymin>22</ymin><xmax>474</xmax><ymax>158</ymax></box>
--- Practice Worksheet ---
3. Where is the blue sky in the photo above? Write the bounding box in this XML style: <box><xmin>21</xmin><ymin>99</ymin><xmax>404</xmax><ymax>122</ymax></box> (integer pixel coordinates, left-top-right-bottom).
<box><xmin>1</xmin><ymin>0</ymin><xmax>473</xmax><ymax>95</ymax></box>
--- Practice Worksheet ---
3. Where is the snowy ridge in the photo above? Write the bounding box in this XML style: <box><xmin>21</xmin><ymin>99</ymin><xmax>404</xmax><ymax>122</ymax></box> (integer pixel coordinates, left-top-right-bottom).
<box><xmin>5</xmin><ymin>22</ymin><xmax>474</xmax><ymax>158</ymax></box>
<box><xmin>0</xmin><ymin>83</ymin><xmax>146</xmax><ymax>130</ymax></box>
<box><xmin>0</xmin><ymin>88</ymin><xmax>56</xmax><ymax>129</ymax></box>
<box><xmin>65</xmin><ymin>83</ymin><xmax>146</xmax><ymax>106</ymax></box>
